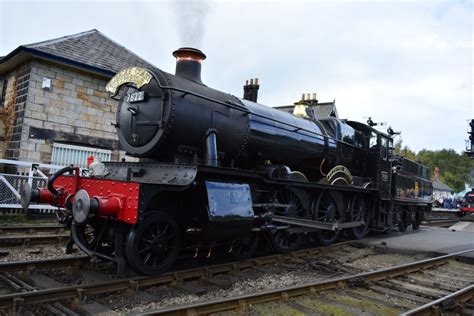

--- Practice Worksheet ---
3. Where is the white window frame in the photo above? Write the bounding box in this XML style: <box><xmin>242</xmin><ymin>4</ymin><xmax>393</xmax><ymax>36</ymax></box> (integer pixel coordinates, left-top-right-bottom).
<box><xmin>51</xmin><ymin>143</ymin><xmax>112</xmax><ymax>169</ymax></box>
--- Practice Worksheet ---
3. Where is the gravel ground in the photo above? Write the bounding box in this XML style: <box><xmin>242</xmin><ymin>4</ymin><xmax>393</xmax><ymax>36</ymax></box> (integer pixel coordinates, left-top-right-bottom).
<box><xmin>108</xmin><ymin>247</ymin><xmax>433</xmax><ymax>314</ymax></box>
<box><xmin>116</xmin><ymin>270</ymin><xmax>328</xmax><ymax>314</ymax></box>
<box><xmin>0</xmin><ymin>284</ymin><xmax>14</xmax><ymax>295</ymax></box>
<box><xmin>343</xmin><ymin>253</ymin><xmax>427</xmax><ymax>271</ymax></box>
<box><xmin>39</xmin><ymin>262</ymin><xmax>119</xmax><ymax>286</ymax></box>
<box><xmin>0</xmin><ymin>244</ymin><xmax>462</xmax><ymax>315</ymax></box>
<box><xmin>3</xmin><ymin>231</ymin><xmax>66</xmax><ymax>236</ymax></box>
<box><xmin>0</xmin><ymin>244</ymin><xmax>83</xmax><ymax>262</ymax></box>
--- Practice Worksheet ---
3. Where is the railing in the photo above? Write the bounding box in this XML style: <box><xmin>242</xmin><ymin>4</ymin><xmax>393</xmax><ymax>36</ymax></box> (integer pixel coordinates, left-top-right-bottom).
<box><xmin>0</xmin><ymin>159</ymin><xmax>65</xmax><ymax>213</ymax></box>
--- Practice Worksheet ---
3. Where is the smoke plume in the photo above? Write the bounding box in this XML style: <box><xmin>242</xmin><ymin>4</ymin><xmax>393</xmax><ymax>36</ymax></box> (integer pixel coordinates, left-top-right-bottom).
<box><xmin>172</xmin><ymin>0</ymin><xmax>210</xmax><ymax>49</ymax></box>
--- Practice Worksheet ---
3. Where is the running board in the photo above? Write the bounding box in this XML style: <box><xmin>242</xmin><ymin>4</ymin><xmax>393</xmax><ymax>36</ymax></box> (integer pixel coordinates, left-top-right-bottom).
<box><xmin>253</xmin><ymin>203</ymin><xmax>291</xmax><ymax>209</ymax></box>
<box><xmin>272</xmin><ymin>215</ymin><xmax>365</xmax><ymax>232</ymax></box>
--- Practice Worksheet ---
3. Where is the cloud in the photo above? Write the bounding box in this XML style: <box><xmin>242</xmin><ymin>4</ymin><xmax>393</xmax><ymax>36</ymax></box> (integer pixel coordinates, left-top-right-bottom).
<box><xmin>0</xmin><ymin>0</ymin><xmax>472</xmax><ymax>153</ymax></box>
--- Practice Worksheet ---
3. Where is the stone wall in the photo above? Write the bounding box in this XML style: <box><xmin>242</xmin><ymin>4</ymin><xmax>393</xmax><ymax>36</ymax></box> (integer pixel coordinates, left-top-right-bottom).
<box><xmin>19</xmin><ymin>60</ymin><xmax>122</xmax><ymax>163</ymax></box>
<box><xmin>0</xmin><ymin>106</ymin><xmax>5</xmax><ymax>160</ymax></box>
<box><xmin>0</xmin><ymin>84</ymin><xmax>7</xmax><ymax>160</ymax></box>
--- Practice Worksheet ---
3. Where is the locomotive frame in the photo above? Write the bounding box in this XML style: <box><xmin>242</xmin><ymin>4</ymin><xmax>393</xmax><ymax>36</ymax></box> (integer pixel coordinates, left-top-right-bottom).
<box><xmin>21</xmin><ymin>48</ymin><xmax>433</xmax><ymax>275</ymax></box>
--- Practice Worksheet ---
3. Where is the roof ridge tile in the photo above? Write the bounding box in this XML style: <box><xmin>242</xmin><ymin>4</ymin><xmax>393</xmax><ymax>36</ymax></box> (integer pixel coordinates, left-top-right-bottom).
<box><xmin>5</xmin><ymin>29</ymin><xmax>159</xmax><ymax>75</ymax></box>
<box><xmin>25</xmin><ymin>29</ymin><xmax>98</xmax><ymax>48</ymax></box>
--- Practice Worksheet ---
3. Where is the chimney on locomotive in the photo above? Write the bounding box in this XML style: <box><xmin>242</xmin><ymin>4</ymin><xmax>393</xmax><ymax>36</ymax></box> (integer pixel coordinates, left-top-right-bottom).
<box><xmin>172</xmin><ymin>47</ymin><xmax>206</xmax><ymax>84</ymax></box>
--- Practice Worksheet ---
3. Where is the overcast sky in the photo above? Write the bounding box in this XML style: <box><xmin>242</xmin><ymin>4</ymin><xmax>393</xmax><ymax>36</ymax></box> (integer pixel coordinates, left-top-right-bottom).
<box><xmin>1</xmin><ymin>0</ymin><xmax>472</xmax><ymax>153</ymax></box>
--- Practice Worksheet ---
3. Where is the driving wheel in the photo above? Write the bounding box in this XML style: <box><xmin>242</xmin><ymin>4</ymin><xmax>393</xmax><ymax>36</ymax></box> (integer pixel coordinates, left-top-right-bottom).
<box><xmin>269</xmin><ymin>188</ymin><xmax>309</xmax><ymax>253</ymax></box>
<box><xmin>230</xmin><ymin>233</ymin><xmax>259</xmax><ymax>261</ymax></box>
<box><xmin>348</xmin><ymin>196</ymin><xmax>369</xmax><ymax>239</ymax></box>
<box><xmin>126</xmin><ymin>212</ymin><xmax>181</xmax><ymax>275</ymax></box>
<box><xmin>313</xmin><ymin>190</ymin><xmax>343</xmax><ymax>246</ymax></box>
<box><xmin>398</xmin><ymin>209</ymin><xmax>409</xmax><ymax>232</ymax></box>
<box><xmin>412</xmin><ymin>210</ymin><xmax>421</xmax><ymax>230</ymax></box>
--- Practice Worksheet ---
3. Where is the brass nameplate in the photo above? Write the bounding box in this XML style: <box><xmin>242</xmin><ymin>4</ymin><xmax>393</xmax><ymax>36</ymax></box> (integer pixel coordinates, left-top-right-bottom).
<box><xmin>106</xmin><ymin>67</ymin><xmax>152</xmax><ymax>96</ymax></box>
<box><xmin>327</xmin><ymin>165</ymin><xmax>353</xmax><ymax>183</ymax></box>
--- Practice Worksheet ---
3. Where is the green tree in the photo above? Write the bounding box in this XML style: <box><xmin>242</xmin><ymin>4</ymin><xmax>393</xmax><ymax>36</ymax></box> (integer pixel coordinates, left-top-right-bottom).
<box><xmin>393</xmin><ymin>139</ymin><xmax>416</xmax><ymax>160</ymax></box>
<box><xmin>416</xmin><ymin>149</ymin><xmax>474</xmax><ymax>192</ymax></box>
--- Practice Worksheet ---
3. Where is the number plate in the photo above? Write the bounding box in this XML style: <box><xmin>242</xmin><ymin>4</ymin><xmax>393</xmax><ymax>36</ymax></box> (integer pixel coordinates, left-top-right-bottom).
<box><xmin>126</xmin><ymin>91</ymin><xmax>145</xmax><ymax>103</ymax></box>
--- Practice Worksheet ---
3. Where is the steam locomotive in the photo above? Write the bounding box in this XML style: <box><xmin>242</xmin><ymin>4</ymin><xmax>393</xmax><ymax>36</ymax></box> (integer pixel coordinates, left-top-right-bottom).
<box><xmin>21</xmin><ymin>48</ymin><xmax>433</xmax><ymax>275</ymax></box>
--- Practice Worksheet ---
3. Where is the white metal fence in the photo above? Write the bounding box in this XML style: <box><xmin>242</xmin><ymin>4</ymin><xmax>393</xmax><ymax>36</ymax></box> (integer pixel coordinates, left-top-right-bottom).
<box><xmin>52</xmin><ymin>143</ymin><xmax>111</xmax><ymax>169</ymax></box>
<box><xmin>0</xmin><ymin>159</ymin><xmax>65</xmax><ymax>213</ymax></box>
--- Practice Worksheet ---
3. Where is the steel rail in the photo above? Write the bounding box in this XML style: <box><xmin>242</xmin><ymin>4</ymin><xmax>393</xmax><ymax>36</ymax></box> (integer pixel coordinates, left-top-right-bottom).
<box><xmin>0</xmin><ymin>234</ymin><xmax>70</xmax><ymax>247</ymax></box>
<box><xmin>0</xmin><ymin>225</ymin><xmax>67</xmax><ymax>234</ymax></box>
<box><xmin>0</xmin><ymin>240</ymin><xmax>356</xmax><ymax>311</ymax></box>
<box><xmin>401</xmin><ymin>284</ymin><xmax>474</xmax><ymax>316</ymax></box>
<box><xmin>0</xmin><ymin>256</ymin><xmax>89</xmax><ymax>273</ymax></box>
<box><xmin>138</xmin><ymin>249</ymin><xmax>474</xmax><ymax>316</ymax></box>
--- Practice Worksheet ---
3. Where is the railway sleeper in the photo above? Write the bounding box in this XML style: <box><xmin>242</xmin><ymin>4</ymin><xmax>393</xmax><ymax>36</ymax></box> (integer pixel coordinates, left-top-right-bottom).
<box><xmin>382</xmin><ymin>278</ymin><xmax>452</xmax><ymax>298</ymax></box>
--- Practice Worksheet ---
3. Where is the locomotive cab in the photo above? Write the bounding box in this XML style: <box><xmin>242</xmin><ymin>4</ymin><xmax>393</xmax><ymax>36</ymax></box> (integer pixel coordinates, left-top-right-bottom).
<box><xmin>346</xmin><ymin>121</ymin><xmax>393</xmax><ymax>196</ymax></box>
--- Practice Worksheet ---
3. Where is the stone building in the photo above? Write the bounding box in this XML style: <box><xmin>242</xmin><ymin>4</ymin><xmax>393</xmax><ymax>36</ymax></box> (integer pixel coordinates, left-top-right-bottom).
<box><xmin>432</xmin><ymin>167</ymin><xmax>454</xmax><ymax>204</ymax></box>
<box><xmin>0</xmin><ymin>29</ymin><xmax>155</xmax><ymax>169</ymax></box>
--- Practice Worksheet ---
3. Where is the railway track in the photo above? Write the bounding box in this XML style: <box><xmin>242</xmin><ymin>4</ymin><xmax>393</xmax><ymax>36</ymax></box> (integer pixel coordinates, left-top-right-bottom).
<box><xmin>402</xmin><ymin>284</ymin><xmax>474</xmax><ymax>316</ymax></box>
<box><xmin>0</xmin><ymin>240</ymin><xmax>358</xmax><ymax>312</ymax></box>
<box><xmin>0</xmin><ymin>224</ymin><xmax>69</xmax><ymax>247</ymax></box>
<box><xmin>0</xmin><ymin>256</ymin><xmax>89</xmax><ymax>273</ymax></box>
<box><xmin>0</xmin><ymin>224</ymin><xmax>66</xmax><ymax>235</ymax></box>
<box><xmin>138</xmin><ymin>249</ymin><xmax>474</xmax><ymax>315</ymax></box>
<box><xmin>1</xmin><ymin>242</ymin><xmax>472</xmax><ymax>314</ymax></box>
<box><xmin>0</xmin><ymin>234</ymin><xmax>70</xmax><ymax>247</ymax></box>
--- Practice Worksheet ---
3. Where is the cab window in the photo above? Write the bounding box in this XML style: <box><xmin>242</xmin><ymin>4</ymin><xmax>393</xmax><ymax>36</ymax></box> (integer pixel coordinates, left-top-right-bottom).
<box><xmin>380</xmin><ymin>137</ymin><xmax>388</xmax><ymax>160</ymax></box>
<box><xmin>369</xmin><ymin>132</ymin><xmax>377</xmax><ymax>148</ymax></box>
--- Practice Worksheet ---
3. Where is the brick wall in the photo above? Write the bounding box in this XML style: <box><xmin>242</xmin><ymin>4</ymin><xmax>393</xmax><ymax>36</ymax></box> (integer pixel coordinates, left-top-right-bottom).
<box><xmin>0</xmin><ymin>64</ymin><xmax>30</xmax><ymax>160</ymax></box>
<box><xmin>0</xmin><ymin>106</ymin><xmax>5</xmax><ymax>160</ymax></box>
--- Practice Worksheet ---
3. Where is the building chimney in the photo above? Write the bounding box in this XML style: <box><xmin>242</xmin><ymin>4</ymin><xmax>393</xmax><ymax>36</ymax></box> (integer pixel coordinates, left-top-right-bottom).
<box><xmin>434</xmin><ymin>167</ymin><xmax>440</xmax><ymax>181</ymax></box>
<box><xmin>172</xmin><ymin>47</ymin><xmax>206</xmax><ymax>84</ymax></box>
<box><xmin>298</xmin><ymin>92</ymin><xmax>318</xmax><ymax>104</ymax></box>
<box><xmin>243</xmin><ymin>78</ymin><xmax>260</xmax><ymax>102</ymax></box>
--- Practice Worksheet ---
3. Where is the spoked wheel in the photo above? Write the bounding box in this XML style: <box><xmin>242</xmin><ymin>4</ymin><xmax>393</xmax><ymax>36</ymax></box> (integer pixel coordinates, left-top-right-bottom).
<box><xmin>126</xmin><ymin>212</ymin><xmax>181</xmax><ymax>275</ymax></box>
<box><xmin>229</xmin><ymin>233</ymin><xmax>259</xmax><ymax>261</ymax></box>
<box><xmin>313</xmin><ymin>190</ymin><xmax>343</xmax><ymax>246</ymax></box>
<box><xmin>412</xmin><ymin>210</ymin><xmax>421</xmax><ymax>230</ymax></box>
<box><xmin>398</xmin><ymin>209</ymin><xmax>409</xmax><ymax>232</ymax></box>
<box><xmin>269</xmin><ymin>188</ymin><xmax>309</xmax><ymax>253</ymax></box>
<box><xmin>76</xmin><ymin>219</ymin><xmax>113</xmax><ymax>255</ymax></box>
<box><xmin>348</xmin><ymin>196</ymin><xmax>370</xmax><ymax>239</ymax></box>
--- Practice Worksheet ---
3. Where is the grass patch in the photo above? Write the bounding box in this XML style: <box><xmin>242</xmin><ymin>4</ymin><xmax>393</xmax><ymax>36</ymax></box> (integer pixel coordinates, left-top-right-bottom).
<box><xmin>250</xmin><ymin>301</ymin><xmax>305</xmax><ymax>316</ymax></box>
<box><xmin>323</xmin><ymin>291</ymin><xmax>400</xmax><ymax>315</ymax></box>
<box><xmin>296</xmin><ymin>297</ymin><xmax>353</xmax><ymax>316</ymax></box>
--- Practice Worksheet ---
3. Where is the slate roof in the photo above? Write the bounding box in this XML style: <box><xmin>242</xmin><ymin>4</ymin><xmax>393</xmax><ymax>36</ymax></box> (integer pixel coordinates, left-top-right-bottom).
<box><xmin>433</xmin><ymin>180</ymin><xmax>454</xmax><ymax>192</ymax></box>
<box><xmin>275</xmin><ymin>102</ymin><xmax>338</xmax><ymax>119</ymax></box>
<box><xmin>312</xmin><ymin>103</ymin><xmax>338</xmax><ymax>118</ymax></box>
<box><xmin>0</xmin><ymin>29</ymin><xmax>157</xmax><ymax>76</ymax></box>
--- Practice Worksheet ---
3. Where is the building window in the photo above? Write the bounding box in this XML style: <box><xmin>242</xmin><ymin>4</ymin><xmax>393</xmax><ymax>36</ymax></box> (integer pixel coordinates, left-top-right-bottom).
<box><xmin>0</xmin><ymin>78</ymin><xmax>7</xmax><ymax>107</ymax></box>
<box><xmin>51</xmin><ymin>143</ymin><xmax>112</xmax><ymax>169</ymax></box>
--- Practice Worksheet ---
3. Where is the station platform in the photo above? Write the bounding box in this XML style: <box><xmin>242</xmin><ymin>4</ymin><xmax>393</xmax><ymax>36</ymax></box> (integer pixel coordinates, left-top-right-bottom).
<box><xmin>431</xmin><ymin>207</ymin><xmax>462</xmax><ymax>213</ymax></box>
<box><xmin>360</xmin><ymin>225</ymin><xmax>474</xmax><ymax>260</ymax></box>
